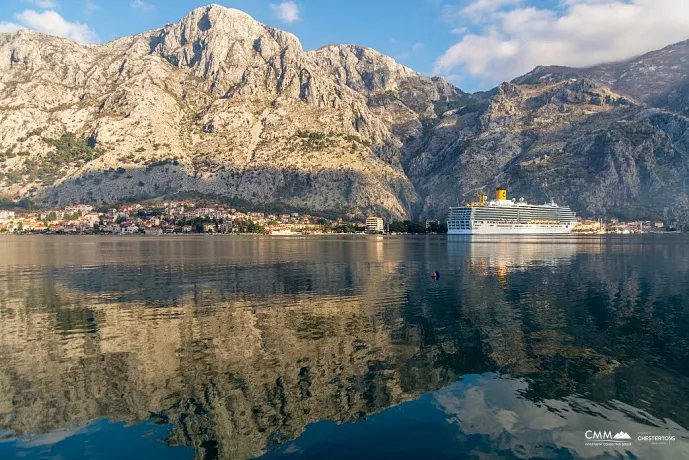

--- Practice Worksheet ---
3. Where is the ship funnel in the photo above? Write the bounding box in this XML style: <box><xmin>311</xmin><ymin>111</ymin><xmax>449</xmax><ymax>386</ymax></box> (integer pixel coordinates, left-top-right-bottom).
<box><xmin>496</xmin><ymin>188</ymin><xmax>507</xmax><ymax>201</ymax></box>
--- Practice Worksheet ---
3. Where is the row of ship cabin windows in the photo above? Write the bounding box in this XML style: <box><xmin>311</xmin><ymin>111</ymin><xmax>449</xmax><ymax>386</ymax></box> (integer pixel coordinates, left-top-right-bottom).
<box><xmin>448</xmin><ymin>221</ymin><xmax>569</xmax><ymax>229</ymax></box>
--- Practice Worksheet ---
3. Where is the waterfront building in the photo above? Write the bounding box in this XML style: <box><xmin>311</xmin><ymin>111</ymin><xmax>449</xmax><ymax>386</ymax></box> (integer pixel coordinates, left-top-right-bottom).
<box><xmin>366</xmin><ymin>217</ymin><xmax>384</xmax><ymax>234</ymax></box>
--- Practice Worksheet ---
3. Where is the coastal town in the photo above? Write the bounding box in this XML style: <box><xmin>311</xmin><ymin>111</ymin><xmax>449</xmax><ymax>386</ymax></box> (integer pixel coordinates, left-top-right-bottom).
<box><xmin>0</xmin><ymin>202</ymin><xmax>349</xmax><ymax>235</ymax></box>
<box><xmin>0</xmin><ymin>202</ymin><xmax>679</xmax><ymax>235</ymax></box>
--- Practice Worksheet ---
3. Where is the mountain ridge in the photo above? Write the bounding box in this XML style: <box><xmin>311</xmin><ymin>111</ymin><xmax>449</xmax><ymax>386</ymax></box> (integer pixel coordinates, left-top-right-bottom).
<box><xmin>2</xmin><ymin>4</ymin><xmax>689</xmax><ymax>223</ymax></box>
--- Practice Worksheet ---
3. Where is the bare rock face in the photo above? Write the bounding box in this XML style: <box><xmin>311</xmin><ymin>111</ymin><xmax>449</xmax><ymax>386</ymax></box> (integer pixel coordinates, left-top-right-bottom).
<box><xmin>2</xmin><ymin>4</ymin><xmax>689</xmax><ymax>222</ymax></box>
<box><xmin>0</xmin><ymin>4</ymin><xmax>416</xmax><ymax>219</ymax></box>
<box><xmin>311</xmin><ymin>44</ymin><xmax>416</xmax><ymax>94</ymax></box>
<box><xmin>311</xmin><ymin>44</ymin><xmax>471</xmax><ymax>140</ymax></box>
<box><xmin>150</xmin><ymin>6</ymin><xmax>346</xmax><ymax>109</ymax></box>
<box><xmin>408</xmin><ymin>76</ymin><xmax>689</xmax><ymax>221</ymax></box>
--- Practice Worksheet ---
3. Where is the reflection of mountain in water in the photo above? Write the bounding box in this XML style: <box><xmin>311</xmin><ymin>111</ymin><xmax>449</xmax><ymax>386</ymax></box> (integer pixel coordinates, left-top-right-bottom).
<box><xmin>0</xmin><ymin>236</ymin><xmax>688</xmax><ymax>458</ymax></box>
<box><xmin>264</xmin><ymin>374</ymin><xmax>689</xmax><ymax>459</ymax></box>
<box><xmin>431</xmin><ymin>375</ymin><xmax>689</xmax><ymax>459</ymax></box>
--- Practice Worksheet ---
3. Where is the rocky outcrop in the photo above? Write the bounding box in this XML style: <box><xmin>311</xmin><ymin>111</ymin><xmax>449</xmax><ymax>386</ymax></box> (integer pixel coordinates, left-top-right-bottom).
<box><xmin>310</xmin><ymin>44</ymin><xmax>472</xmax><ymax>149</ymax></box>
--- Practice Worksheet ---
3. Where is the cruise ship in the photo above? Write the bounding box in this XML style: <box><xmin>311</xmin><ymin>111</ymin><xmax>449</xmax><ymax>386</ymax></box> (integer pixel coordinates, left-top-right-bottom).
<box><xmin>447</xmin><ymin>188</ymin><xmax>577</xmax><ymax>235</ymax></box>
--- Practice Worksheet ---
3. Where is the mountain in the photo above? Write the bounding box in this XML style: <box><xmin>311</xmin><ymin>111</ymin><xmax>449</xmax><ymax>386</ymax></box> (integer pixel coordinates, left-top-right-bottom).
<box><xmin>0</xmin><ymin>5</ymin><xmax>419</xmax><ymax>218</ymax></box>
<box><xmin>411</xmin><ymin>80</ymin><xmax>689</xmax><ymax>221</ymax></box>
<box><xmin>514</xmin><ymin>39</ymin><xmax>689</xmax><ymax>115</ymax></box>
<box><xmin>1</xmin><ymin>4</ymin><xmax>689</xmax><ymax>222</ymax></box>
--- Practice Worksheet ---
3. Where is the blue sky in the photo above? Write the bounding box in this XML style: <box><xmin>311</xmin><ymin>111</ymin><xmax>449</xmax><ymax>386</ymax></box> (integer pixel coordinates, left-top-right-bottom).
<box><xmin>1</xmin><ymin>0</ymin><xmax>688</xmax><ymax>92</ymax></box>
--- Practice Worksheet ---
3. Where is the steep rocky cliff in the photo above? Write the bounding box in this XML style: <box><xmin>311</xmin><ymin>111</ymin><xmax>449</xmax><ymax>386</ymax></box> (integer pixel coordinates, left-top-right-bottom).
<box><xmin>1</xmin><ymin>4</ymin><xmax>689</xmax><ymax>220</ymax></box>
<box><xmin>409</xmin><ymin>80</ymin><xmax>689</xmax><ymax>220</ymax></box>
<box><xmin>0</xmin><ymin>5</ymin><xmax>418</xmax><ymax>218</ymax></box>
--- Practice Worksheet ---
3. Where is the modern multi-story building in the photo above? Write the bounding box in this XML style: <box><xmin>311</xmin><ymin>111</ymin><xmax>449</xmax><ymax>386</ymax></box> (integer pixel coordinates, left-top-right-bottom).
<box><xmin>366</xmin><ymin>216</ymin><xmax>384</xmax><ymax>234</ymax></box>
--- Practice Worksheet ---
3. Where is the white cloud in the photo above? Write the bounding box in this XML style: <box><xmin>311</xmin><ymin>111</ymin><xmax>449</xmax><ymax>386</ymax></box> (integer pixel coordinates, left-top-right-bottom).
<box><xmin>461</xmin><ymin>0</ymin><xmax>522</xmax><ymax>17</ymax></box>
<box><xmin>84</xmin><ymin>0</ymin><xmax>101</xmax><ymax>14</ymax></box>
<box><xmin>130</xmin><ymin>0</ymin><xmax>154</xmax><ymax>12</ymax></box>
<box><xmin>0</xmin><ymin>22</ymin><xmax>22</xmax><ymax>33</ymax></box>
<box><xmin>561</xmin><ymin>0</ymin><xmax>612</xmax><ymax>4</ymax></box>
<box><xmin>433</xmin><ymin>375</ymin><xmax>689</xmax><ymax>459</ymax></box>
<box><xmin>270</xmin><ymin>1</ymin><xmax>300</xmax><ymax>23</ymax></box>
<box><xmin>13</xmin><ymin>9</ymin><xmax>98</xmax><ymax>43</ymax></box>
<box><xmin>23</xmin><ymin>0</ymin><xmax>59</xmax><ymax>9</ymax></box>
<box><xmin>435</xmin><ymin>0</ymin><xmax>689</xmax><ymax>88</ymax></box>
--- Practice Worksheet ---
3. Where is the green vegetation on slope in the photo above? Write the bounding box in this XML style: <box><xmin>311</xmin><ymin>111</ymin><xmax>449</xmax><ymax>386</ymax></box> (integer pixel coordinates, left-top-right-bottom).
<box><xmin>1</xmin><ymin>132</ymin><xmax>104</xmax><ymax>186</ymax></box>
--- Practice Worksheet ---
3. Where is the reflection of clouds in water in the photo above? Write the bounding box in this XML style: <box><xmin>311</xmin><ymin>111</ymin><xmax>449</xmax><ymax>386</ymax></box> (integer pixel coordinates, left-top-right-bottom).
<box><xmin>2</xmin><ymin>418</ymin><xmax>194</xmax><ymax>459</ymax></box>
<box><xmin>15</xmin><ymin>422</ymin><xmax>94</xmax><ymax>447</ymax></box>
<box><xmin>282</xmin><ymin>444</ymin><xmax>302</xmax><ymax>454</ymax></box>
<box><xmin>434</xmin><ymin>375</ymin><xmax>689</xmax><ymax>459</ymax></box>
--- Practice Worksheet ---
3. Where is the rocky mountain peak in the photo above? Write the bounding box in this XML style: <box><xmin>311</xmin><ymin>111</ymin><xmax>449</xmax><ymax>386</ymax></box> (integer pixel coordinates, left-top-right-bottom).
<box><xmin>310</xmin><ymin>43</ymin><xmax>468</xmax><ymax>125</ymax></box>
<box><xmin>145</xmin><ymin>3</ymin><xmax>309</xmax><ymax>98</ymax></box>
<box><xmin>165</xmin><ymin>3</ymin><xmax>282</xmax><ymax>44</ymax></box>
<box><xmin>514</xmin><ymin>37</ymin><xmax>689</xmax><ymax>114</ymax></box>
<box><xmin>0</xmin><ymin>28</ymin><xmax>32</xmax><ymax>40</ymax></box>
<box><xmin>191</xmin><ymin>3</ymin><xmax>255</xmax><ymax>20</ymax></box>
<box><xmin>0</xmin><ymin>27</ymin><xmax>99</xmax><ymax>88</ymax></box>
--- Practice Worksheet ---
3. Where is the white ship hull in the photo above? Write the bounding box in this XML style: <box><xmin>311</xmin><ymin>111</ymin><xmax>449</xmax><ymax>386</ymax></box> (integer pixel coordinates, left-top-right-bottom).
<box><xmin>448</xmin><ymin>222</ymin><xmax>576</xmax><ymax>235</ymax></box>
<box><xmin>447</xmin><ymin>190</ymin><xmax>578</xmax><ymax>235</ymax></box>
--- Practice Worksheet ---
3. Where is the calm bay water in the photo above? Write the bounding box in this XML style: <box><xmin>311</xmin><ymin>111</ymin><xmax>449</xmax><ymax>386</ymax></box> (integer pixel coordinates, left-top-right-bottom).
<box><xmin>0</xmin><ymin>234</ymin><xmax>688</xmax><ymax>459</ymax></box>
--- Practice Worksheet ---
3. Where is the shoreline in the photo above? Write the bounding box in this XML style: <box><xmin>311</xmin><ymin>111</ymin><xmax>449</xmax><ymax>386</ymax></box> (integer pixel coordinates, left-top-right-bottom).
<box><xmin>0</xmin><ymin>232</ymin><xmax>680</xmax><ymax>237</ymax></box>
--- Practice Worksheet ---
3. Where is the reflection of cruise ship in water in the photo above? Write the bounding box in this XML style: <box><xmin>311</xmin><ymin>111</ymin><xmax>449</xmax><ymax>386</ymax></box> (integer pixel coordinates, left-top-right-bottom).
<box><xmin>460</xmin><ymin>238</ymin><xmax>579</xmax><ymax>268</ymax></box>
<box><xmin>447</xmin><ymin>188</ymin><xmax>577</xmax><ymax>235</ymax></box>
<box><xmin>447</xmin><ymin>236</ymin><xmax>585</xmax><ymax>283</ymax></box>
<box><xmin>448</xmin><ymin>236</ymin><xmax>583</xmax><ymax>288</ymax></box>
